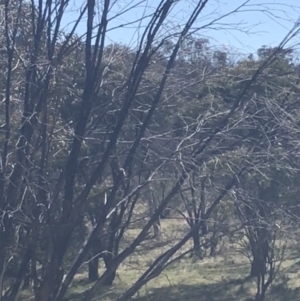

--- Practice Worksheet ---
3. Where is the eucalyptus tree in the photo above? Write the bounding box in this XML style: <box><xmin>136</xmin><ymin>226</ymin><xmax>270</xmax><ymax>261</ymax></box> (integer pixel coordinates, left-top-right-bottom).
<box><xmin>0</xmin><ymin>1</ymin><xmax>300</xmax><ymax>301</ymax></box>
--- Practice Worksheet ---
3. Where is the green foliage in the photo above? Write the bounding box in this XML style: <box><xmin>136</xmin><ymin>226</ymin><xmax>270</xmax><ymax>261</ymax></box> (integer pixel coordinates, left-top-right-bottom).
<box><xmin>1</xmin><ymin>2</ymin><xmax>300</xmax><ymax>301</ymax></box>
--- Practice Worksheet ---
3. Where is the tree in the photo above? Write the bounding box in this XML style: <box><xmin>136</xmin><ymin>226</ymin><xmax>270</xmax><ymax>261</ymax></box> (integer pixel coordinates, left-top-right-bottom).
<box><xmin>234</xmin><ymin>179</ymin><xmax>288</xmax><ymax>301</ymax></box>
<box><xmin>1</xmin><ymin>1</ymin><xmax>300</xmax><ymax>301</ymax></box>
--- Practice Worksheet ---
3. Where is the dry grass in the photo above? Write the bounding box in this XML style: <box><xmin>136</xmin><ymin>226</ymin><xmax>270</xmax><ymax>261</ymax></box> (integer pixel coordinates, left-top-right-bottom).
<box><xmin>17</xmin><ymin>218</ymin><xmax>300</xmax><ymax>301</ymax></box>
<box><xmin>66</xmin><ymin>252</ymin><xmax>300</xmax><ymax>301</ymax></box>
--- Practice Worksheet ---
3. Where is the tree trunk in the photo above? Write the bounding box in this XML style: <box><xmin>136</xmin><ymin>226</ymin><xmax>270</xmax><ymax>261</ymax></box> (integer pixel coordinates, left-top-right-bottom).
<box><xmin>209</xmin><ymin>235</ymin><xmax>218</xmax><ymax>257</ymax></box>
<box><xmin>250</xmin><ymin>254</ymin><xmax>263</xmax><ymax>278</ymax></box>
<box><xmin>34</xmin><ymin>265</ymin><xmax>63</xmax><ymax>301</ymax></box>
<box><xmin>102</xmin><ymin>269</ymin><xmax>116</xmax><ymax>286</ymax></box>
<box><xmin>88</xmin><ymin>256</ymin><xmax>99</xmax><ymax>282</ymax></box>
<box><xmin>153</xmin><ymin>222</ymin><xmax>161</xmax><ymax>239</ymax></box>
<box><xmin>148</xmin><ymin>183</ymin><xmax>161</xmax><ymax>239</ymax></box>
<box><xmin>34</xmin><ymin>282</ymin><xmax>53</xmax><ymax>301</ymax></box>
<box><xmin>102</xmin><ymin>255</ymin><xmax>117</xmax><ymax>286</ymax></box>
<box><xmin>192</xmin><ymin>232</ymin><xmax>202</xmax><ymax>259</ymax></box>
<box><xmin>0</xmin><ymin>256</ymin><xmax>6</xmax><ymax>301</ymax></box>
<box><xmin>22</xmin><ymin>260</ymin><xmax>31</xmax><ymax>290</ymax></box>
<box><xmin>255</xmin><ymin>274</ymin><xmax>262</xmax><ymax>301</ymax></box>
<box><xmin>22</xmin><ymin>275</ymin><xmax>30</xmax><ymax>290</ymax></box>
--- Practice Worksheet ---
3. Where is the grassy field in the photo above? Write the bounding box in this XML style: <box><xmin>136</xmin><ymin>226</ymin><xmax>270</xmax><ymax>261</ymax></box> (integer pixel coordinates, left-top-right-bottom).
<box><xmin>66</xmin><ymin>255</ymin><xmax>300</xmax><ymax>301</ymax></box>
<box><xmin>19</xmin><ymin>219</ymin><xmax>300</xmax><ymax>301</ymax></box>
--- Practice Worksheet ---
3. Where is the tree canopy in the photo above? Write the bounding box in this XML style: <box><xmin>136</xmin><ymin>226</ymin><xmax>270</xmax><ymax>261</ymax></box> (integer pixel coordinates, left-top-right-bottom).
<box><xmin>0</xmin><ymin>1</ymin><xmax>300</xmax><ymax>301</ymax></box>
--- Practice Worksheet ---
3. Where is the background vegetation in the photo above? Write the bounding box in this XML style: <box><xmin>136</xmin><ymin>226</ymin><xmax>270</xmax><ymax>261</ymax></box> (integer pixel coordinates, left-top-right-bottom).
<box><xmin>0</xmin><ymin>1</ymin><xmax>300</xmax><ymax>301</ymax></box>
